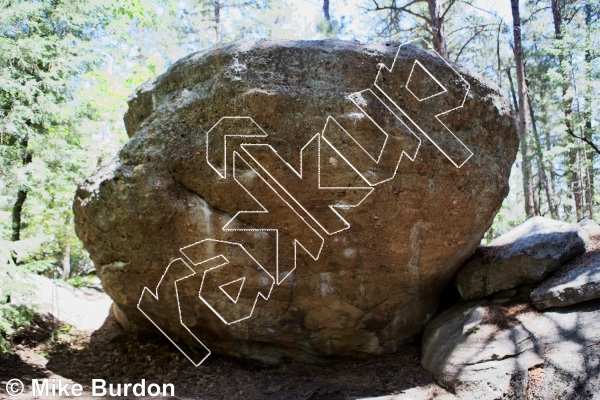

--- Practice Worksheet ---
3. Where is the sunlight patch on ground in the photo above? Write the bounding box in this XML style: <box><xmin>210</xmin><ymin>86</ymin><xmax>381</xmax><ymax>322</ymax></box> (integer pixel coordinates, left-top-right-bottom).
<box><xmin>11</xmin><ymin>274</ymin><xmax>111</xmax><ymax>331</ymax></box>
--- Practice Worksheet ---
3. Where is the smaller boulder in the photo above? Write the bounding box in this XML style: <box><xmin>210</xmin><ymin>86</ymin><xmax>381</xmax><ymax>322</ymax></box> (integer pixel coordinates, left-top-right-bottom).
<box><xmin>531</xmin><ymin>234</ymin><xmax>600</xmax><ymax>310</ymax></box>
<box><xmin>421</xmin><ymin>300</ymin><xmax>543</xmax><ymax>398</ymax></box>
<box><xmin>580</xmin><ymin>218</ymin><xmax>600</xmax><ymax>236</ymax></box>
<box><xmin>455</xmin><ymin>217</ymin><xmax>589</xmax><ymax>300</ymax></box>
<box><xmin>421</xmin><ymin>299</ymin><xmax>600</xmax><ymax>398</ymax></box>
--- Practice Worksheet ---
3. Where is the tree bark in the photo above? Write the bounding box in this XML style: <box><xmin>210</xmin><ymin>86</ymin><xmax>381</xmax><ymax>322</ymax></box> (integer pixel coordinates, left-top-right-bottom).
<box><xmin>62</xmin><ymin>245</ymin><xmax>71</xmax><ymax>281</ymax></box>
<box><xmin>11</xmin><ymin>136</ymin><xmax>32</xmax><ymax>243</ymax></box>
<box><xmin>427</xmin><ymin>0</ymin><xmax>448</xmax><ymax>58</ymax></box>
<box><xmin>323</xmin><ymin>0</ymin><xmax>331</xmax><ymax>22</ymax></box>
<box><xmin>510</xmin><ymin>0</ymin><xmax>527</xmax><ymax>138</ymax></box>
<box><xmin>213</xmin><ymin>0</ymin><xmax>222</xmax><ymax>44</ymax></box>
<box><xmin>370</xmin><ymin>0</ymin><xmax>452</xmax><ymax>58</ymax></box>
<box><xmin>551</xmin><ymin>0</ymin><xmax>584</xmax><ymax>219</ymax></box>
<box><xmin>11</xmin><ymin>190</ymin><xmax>27</xmax><ymax>242</ymax></box>
<box><xmin>543</xmin><ymin>118</ymin><xmax>558</xmax><ymax>208</ymax></box>
<box><xmin>583</xmin><ymin>0</ymin><xmax>594</xmax><ymax>218</ymax></box>
<box><xmin>136</xmin><ymin>23</ymin><xmax>143</xmax><ymax>63</ymax></box>
<box><xmin>506</xmin><ymin>67</ymin><xmax>535</xmax><ymax>216</ymax></box>
<box><xmin>570</xmin><ymin>149</ymin><xmax>584</xmax><ymax>219</ymax></box>
<box><xmin>496</xmin><ymin>20</ymin><xmax>503</xmax><ymax>88</ymax></box>
<box><xmin>528</xmin><ymin>92</ymin><xmax>557</xmax><ymax>218</ymax></box>
<box><xmin>510</xmin><ymin>0</ymin><xmax>535</xmax><ymax>217</ymax></box>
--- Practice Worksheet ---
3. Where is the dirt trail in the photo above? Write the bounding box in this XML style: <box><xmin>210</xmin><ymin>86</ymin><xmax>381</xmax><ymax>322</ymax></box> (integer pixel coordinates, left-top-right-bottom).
<box><xmin>1</xmin><ymin>281</ymin><xmax>450</xmax><ymax>400</ymax></box>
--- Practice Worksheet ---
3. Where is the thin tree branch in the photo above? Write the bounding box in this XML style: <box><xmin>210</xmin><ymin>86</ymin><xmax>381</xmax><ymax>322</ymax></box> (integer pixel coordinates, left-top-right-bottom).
<box><xmin>370</xmin><ymin>0</ymin><xmax>432</xmax><ymax>24</ymax></box>
<box><xmin>446</xmin><ymin>22</ymin><xmax>499</xmax><ymax>37</ymax></box>
<box><xmin>454</xmin><ymin>28</ymin><xmax>483</xmax><ymax>62</ymax></box>
<box><xmin>566</xmin><ymin>130</ymin><xmax>600</xmax><ymax>156</ymax></box>
<box><xmin>457</xmin><ymin>0</ymin><xmax>498</xmax><ymax>18</ymax></box>
<box><xmin>440</xmin><ymin>0</ymin><xmax>457</xmax><ymax>21</ymax></box>
<box><xmin>522</xmin><ymin>6</ymin><xmax>552</xmax><ymax>25</ymax></box>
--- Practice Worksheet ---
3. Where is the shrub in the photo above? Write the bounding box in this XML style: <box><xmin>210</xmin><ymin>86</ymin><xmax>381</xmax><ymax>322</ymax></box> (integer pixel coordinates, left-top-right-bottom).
<box><xmin>0</xmin><ymin>238</ymin><xmax>45</xmax><ymax>355</ymax></box>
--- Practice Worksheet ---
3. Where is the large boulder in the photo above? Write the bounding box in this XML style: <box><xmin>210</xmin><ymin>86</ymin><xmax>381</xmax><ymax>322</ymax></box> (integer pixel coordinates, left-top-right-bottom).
<box><xmin>455</xmin><ymin>217</ymin><xmax>589</xmax><ymax>301</ymax></box>
<box><xmin>74</xmin><ymin>39</ymin><xmax>517</xmax><ymax>363</ymax></box>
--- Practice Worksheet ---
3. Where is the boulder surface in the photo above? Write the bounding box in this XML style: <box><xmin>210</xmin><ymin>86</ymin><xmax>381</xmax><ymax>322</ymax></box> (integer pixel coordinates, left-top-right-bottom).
<box><xmin>422</xmin><ymin>299</ymin><xmax>600</xmax><ymax>399</ymax></box>
<box><xmin>74</xmin><ymin>39</ymin><xmax>517</xmax><ymax>362</ymax></box>
<box><xmin>455</xmin><ymin>217</ymin><xmax>589</xmax><ymax>301</ymax></box>
<box><xmin>531</xmin><ymin>232</ymin><xmax>600</xmax><ymax>310</ymax></box>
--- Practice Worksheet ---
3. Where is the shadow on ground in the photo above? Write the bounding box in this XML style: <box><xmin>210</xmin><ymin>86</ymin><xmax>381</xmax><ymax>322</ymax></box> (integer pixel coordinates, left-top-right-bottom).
<box><xmin>3</xmin><ymin>311</ymin><xmax>437</xmax><ymax>400</ymax></box>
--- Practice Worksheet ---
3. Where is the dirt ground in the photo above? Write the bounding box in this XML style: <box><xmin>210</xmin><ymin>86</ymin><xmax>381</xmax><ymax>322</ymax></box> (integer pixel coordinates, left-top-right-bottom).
<box><xmin>0</xmin><ymin>312</ymin><xmax>444</xmax><ymax>400</ymax></box>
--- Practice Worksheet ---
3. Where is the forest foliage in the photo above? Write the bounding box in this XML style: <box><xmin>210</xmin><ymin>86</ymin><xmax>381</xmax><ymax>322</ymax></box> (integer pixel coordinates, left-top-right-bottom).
<box><xmin>0</xmin><ymin>0</ymin><xmax>598</xmax><ymax>349</ymax></box>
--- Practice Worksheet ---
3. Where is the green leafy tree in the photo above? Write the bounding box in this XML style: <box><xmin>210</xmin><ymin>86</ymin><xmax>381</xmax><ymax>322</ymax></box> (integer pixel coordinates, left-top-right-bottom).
<box><xmin>0</xmin><ymin>0</ymin><xmax>114</xmax><ymax>245</ymax></box>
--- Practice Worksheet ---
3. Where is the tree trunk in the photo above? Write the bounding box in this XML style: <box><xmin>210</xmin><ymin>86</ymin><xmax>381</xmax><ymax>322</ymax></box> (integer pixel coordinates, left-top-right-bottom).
<box><xmin>509</xmin><ymin>0</ymin><xmax>535</xmax><ymax>217</ymax></box>
<box><xmin>62</xmin><ymin>245</ymin><xmax>71</xmax><ymax>281</ymax></box>
<box><xmin>551</xmin><ymin>0</ymin><xmax>584</xmax><ymax>219</ymax></box>
<box><xmin>427</xmin><ymin>0</ymin><xmax>448</xmax><ymax>58</ymax></box>
<box><xmin>136</xmin><ymin>23</ymin><xmax>143</xmax><ymax>63</ymax></box>
<box><xmin>322</xmin><ymin>0</ymin><xmax>333</xmax><ymax>36</ymax></box>
<box><xmin>496</xmin><ymin>20</ymin><xmax>503</xmax><ymax>88</ymax></box>
<box><xmin>544</xmin><ymin>125</ymin><xmax>558</xmax><ymax>208</ymax></box>
<box><xmin>523</xmin><ymin>137</ymin><xmax>536</xmax><ymax>216</ymax></box>
<box><xmin>213</xmin><ymin>0</ymin><xmax>222</xmax><ymax>44</ymax></box>
<box><xmin>510</xmin><ymin>0</ymin><xmax>528</xmax><ymax>141</ymax></box>
<box><xmin>11</xmin><ymin>136</ymin><xmax>32</xmax><ymax>244</ymax></box>
<box><xmin>570</xmin><ymin>149</ymin><xmax>584</xmax><ymax>219</ymax></box>
<box><xmin>583</xmin><ymin>1</ymin><xmax>594</xmax><ymax>218</ymax></box>
<box><xmin>506</xmin><ymin>67</ymin><xmax>535</xmax><ymax>216</ymax></box>
<box><xmin>528</xmin><ymin>92</ymin><xmax>557</xmax><ymax>218</ymax></box>
<box><xmin>11</xmin><ymin>190</ymin><xmax>27</xmax><ymax>242</ymax></box>
<box><xmin>323</xmin><ymin>0</ymin><xmax>331</xmax><ymax>22</ymax></box>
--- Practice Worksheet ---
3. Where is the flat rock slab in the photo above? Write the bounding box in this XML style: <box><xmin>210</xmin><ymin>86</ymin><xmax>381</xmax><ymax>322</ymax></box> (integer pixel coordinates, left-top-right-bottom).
<box><xmin>422</xmin><ymin>299</ymin><xmax>600</xmax><ymax>399</ymax></box>
<box><xmin>455</xmin><ymin>217</ymin><xmax>589</xmax><ymax>300</ymax></box>
<box><xmin>531</xmin><ymin>234</ymin><xmax>600</xmax><ymax>310</ymax></box>
<box><xmin>74</xmin><ymin>39</ymin><xmax>517</xmax><ymax>363</ymax></box>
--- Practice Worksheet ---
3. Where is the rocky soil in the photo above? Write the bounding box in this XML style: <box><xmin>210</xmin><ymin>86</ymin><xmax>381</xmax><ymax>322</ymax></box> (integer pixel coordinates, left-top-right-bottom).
<box><xmin>1</xmin><ymin>308</ymin><xmax>447</xmax><ymax>400</ymax></box>
<box><xmin>3</xmin><ymin>217</ymin><xmax>600</xmax><ymax>399</ymax></box>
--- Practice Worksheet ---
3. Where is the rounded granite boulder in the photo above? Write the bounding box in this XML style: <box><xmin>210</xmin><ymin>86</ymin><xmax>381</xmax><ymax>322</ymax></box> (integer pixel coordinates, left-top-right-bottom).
<box><xmin>74</xmin><ymin>39</ymin><xmax>518</xmax><ymax>363</ymax></box>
